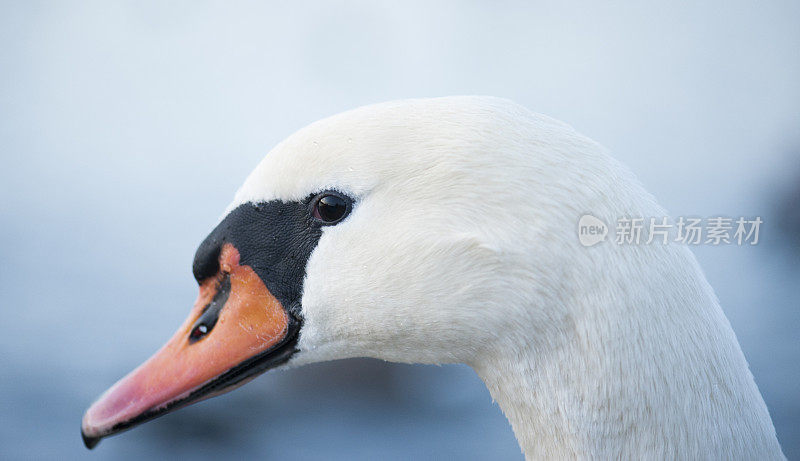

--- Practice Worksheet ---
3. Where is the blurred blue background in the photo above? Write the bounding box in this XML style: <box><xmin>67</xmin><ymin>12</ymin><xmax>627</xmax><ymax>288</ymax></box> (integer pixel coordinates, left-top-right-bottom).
<box><xmin>1</xmin><ymin>1</ymin><xmax>798</xmax><ymax>459</ymax></box>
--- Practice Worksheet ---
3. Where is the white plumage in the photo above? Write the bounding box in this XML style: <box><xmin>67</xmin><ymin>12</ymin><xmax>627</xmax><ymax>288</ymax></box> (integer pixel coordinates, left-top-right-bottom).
<box><xmin>231</xmin><ymin>96</ymin><xmax>784</xmax><ymax>459</ymax></box>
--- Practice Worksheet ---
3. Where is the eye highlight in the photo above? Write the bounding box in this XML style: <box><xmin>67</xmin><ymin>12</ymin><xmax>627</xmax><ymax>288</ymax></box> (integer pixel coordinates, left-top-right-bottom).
<box><xmin>311</xmin><ymin>191</ymin><xmax>351</xmax><ymax>224</ymax></box>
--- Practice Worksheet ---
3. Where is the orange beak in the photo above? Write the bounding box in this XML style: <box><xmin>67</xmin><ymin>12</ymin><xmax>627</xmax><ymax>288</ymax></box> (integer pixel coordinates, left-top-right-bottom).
<box><xmin>81</xmin><ymin>243</ymin><xmax>299</xmax><ymax>448</ymax></box>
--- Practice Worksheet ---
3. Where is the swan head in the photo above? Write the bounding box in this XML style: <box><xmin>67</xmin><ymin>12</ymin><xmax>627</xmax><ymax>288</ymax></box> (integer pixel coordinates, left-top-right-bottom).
<box><xmin>81</xmin><ymin>96</ymin><xmax>647</xmax><ymax>448</ymax></box>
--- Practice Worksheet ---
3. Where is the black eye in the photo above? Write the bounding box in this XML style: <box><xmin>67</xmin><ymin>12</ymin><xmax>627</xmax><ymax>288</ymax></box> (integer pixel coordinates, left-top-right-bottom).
<box><xmin>312</xmin><ymin>192</ymin><xmax>350</xmax><ymax>224</ymax></box>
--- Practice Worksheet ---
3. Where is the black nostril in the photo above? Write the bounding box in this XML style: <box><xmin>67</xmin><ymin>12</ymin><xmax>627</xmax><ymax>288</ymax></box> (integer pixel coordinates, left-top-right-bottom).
<box><xmin>188</xmin><ymin>274</ymin><xmax>231</xmax><ymax>344</ymax></box>
<box><xmin>190</xmin><ymin>324</ymin><xmax>209</xmax><ymax>341</ymax></box>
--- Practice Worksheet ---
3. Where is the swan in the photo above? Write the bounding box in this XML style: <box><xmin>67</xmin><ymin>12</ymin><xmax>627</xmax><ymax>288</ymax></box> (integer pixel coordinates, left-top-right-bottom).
<box><xmin>81</xmin><ymin>96</ymin><xmax>784</xmax><ymax>459</ymax></box>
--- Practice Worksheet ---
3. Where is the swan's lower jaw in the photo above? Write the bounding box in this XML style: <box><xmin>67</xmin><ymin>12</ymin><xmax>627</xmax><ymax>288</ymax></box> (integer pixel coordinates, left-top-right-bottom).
<box><xmin>81</xmin><ymin>244</ymin><xmax>302</xmax><ymax>449</ymax></box>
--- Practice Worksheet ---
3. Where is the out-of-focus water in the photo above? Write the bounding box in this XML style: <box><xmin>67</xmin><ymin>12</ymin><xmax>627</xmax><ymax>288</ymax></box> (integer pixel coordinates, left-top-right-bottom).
<box><xmin>1</xmin><ymin>1</ymin><xmax>798</xmax><ymax>459</ymax></box>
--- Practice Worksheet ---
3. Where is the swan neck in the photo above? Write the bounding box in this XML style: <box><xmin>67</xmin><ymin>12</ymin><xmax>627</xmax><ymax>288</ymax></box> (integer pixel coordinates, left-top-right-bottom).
<box><xmin>472</xmin><ymin>247</ymin><xmax>784</xmax><ymax>459</ymax></box>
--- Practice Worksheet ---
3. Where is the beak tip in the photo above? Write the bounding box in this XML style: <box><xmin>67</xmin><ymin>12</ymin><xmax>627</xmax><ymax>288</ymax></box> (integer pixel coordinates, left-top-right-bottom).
<box><xmin>81</xmin><ymin>408</ymin><xmax>104</xmax><ymax>450</ymax></box>
<box><xmin>81</xmin><ymin>428</ymin><xmax>101</xmax><ymax>450</ymax></box>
